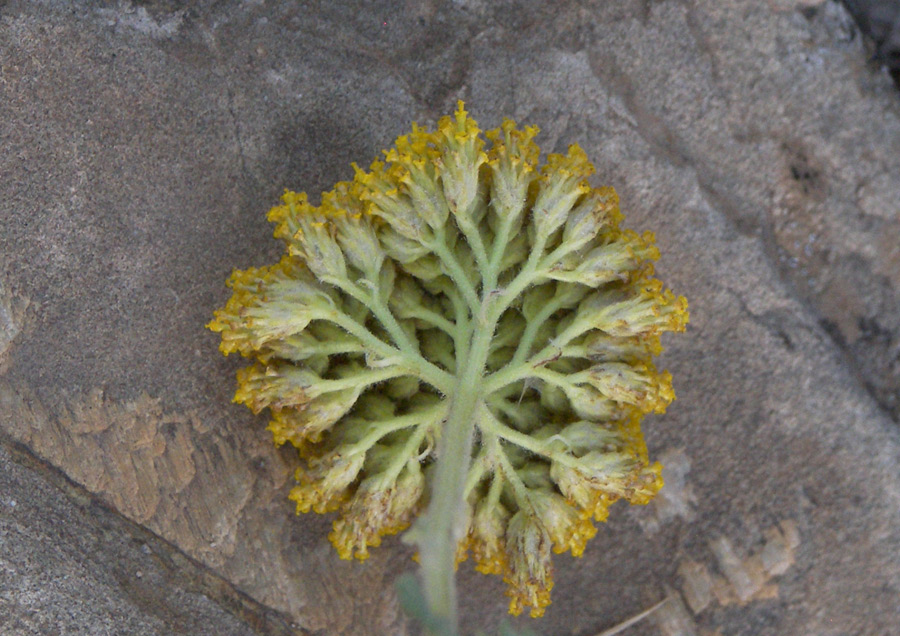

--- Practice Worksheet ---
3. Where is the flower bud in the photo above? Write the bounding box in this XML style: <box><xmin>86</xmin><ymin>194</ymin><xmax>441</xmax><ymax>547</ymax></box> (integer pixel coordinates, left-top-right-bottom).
<box><xmin>207</xmin><ymin>257</ymin><xmax>333</xmax><ymax>356</ymax></box>
<box><xmin>486</xmin><ymin>119</ymin><xmax>539</xmax><ymax>228</ymax></box>
<box><xmin>591</xmin><ymin>281</ymin><xmax>689</xmax><ymax>338</ymax></box>
<box><xmin>582</xmin><ymin>362</ymin><xmax>675</xmax><ymax>414</ymax></box>
<box><xmin>548</xmin><ymin>229</ymin><xmax>660</xmax><ymax>287</ymax></box>
<box><xmin>531</xmin><ymin>145</ymin><xmax>594</xmax><ymax>243</ymax></box>
<box><xmin>503</xmin><ymin>511</ymin><xmax>554</xmax><ymax>618</ymax></box>
<box><xmin>394</xmin><ymin>156</ymin><xmax>450</xmax><ymax>231</ymax></box>
<box><xmin>521</xmin><ymin>283</ymin><xmax>556</xmax><ymax>321</ymax></box>
<box><xmin>234</xmin><ymin>363</ymin><xmax>317</xmax><ymax>413</ymax></box>
<box><xmin>437</xmin><ymin>102</ymin><xmax>487</xmax><ymax>221</ymax></box>
<box><xmin>580</xmin><ymin>331</ymin><xmax>662</xmax><ymax>362</ymax></box>
<box><xmin>292</xmin><ymin>215</ymin><xmax>347</xmax><ymax>281</ymax></box>
<box><xmin>290</xmin><ymin>450</ymin><xmax>366</xmax><ymax>514</ymax></box>
<box><xmin>469</xmin><ymin>497</ymin><xmax>510</xmax><ymax>575</ymax></box>
<box><xmin>361</xmin><ymin>161</ymin><xmax>434</xmax><ymax>244</ymax></box>
<box><xmin>539</xmin><ymin>382</ymin><xmax>571</xmax><ymax>413</ymax></box>
<box><xmin>559</xmin><ymin>186</ymin><xmax>621</xmax><ymax>252</ymax></box>
<box><xmin>560</xmin><ymin>383</ymin><xmax>620</xmax><ymax>420</ymax></box>
<box><xmin>376</xmin><ymin>223</ymin><xmax>432</xmax><ymax>263</ymax></box>
<box><xmin>528</xmin><ymin>490</ymin><xmax>597</xmax><ymax>557</ymax></box>
<box><xmin>267</xmin><ymin>189</ymin><xmax>310</xmax><ymax>244</ymax></box>
<box><xmin>550</xmin><ymin>449</ymin><xmax>663</xmax><ymax>521</ymax></box>
<box><xmin>265</xmin><ymin>387</ymin><xmax>362</xmax><ymax>447</ymax></box>
<box><xmin>539</xmin><ymin>420</ymin><xmax>622</xmax><ymax>456</ymax></box>
<box><xmin>335</xmin><ymin>211</ymin><xmax>384</xmax><ymax>277</ymax></box>
<box><xmin>388</xmin><ymin>274</ymin><xmax>426</xmax><ymax>319</ymax></box>
<box><xmin>329</xmin><ymin>463</ymin><xmax>425</xmax><ymax>561</ymax></box>
<box><xmin>256</xmin><ymin>323</ymin><xmax>363</xmax><ymax>364</ymax></box>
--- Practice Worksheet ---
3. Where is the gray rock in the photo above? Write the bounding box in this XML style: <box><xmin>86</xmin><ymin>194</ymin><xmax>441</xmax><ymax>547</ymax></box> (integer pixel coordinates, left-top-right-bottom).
<box><xmin>843</xmin><ymin>0</ymin><xmax>900</xmax><ymax>72</ymax></box>
<box><xmin>0</xmin><ymin>439</ymin><xmax>297</xmax><ymax>636</ymax></box>
<box><xmin>1</xmin><ymin>1</ymin><xmax>899</xmax><ymax>635</ymax></box>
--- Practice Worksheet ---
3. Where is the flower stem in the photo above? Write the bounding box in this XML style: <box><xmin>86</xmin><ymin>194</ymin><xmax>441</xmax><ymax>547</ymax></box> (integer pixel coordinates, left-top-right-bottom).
<box><xmin>413</xmin><ymin>310</ymin><xmax>496</xmax><ymax>636</ymax></box>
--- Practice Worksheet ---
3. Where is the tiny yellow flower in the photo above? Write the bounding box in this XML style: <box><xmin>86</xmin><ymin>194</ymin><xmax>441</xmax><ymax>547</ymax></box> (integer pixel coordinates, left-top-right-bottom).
<box><xmin>209</xmin><ymin>102</ymin><xmax>688</xmax><ymax>618</ymax></box>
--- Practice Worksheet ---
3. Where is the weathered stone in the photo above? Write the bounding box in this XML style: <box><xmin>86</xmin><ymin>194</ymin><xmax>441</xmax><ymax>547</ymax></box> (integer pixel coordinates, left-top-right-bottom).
<box><xmin>0</xmin><ymin>438</ymin><xmax>297</xmax><ymax>636</ymax></box>
<box><xmin>842</xmin><ymin>0</ymin><xmax>900</xmax><ymax>77</ymax></box>
<box><xmin>1</xmin><ymin>1</ymin><xmax>899</xmax><ymax>635</ymax></box>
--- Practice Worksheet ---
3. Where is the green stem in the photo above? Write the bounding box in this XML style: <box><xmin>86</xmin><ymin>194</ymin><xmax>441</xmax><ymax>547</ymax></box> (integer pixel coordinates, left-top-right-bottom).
<box><xmin>314</xmin><ymin>366</ymin><xmax>410</xmax><ymax>394</ymax></box>
<box><xmin>429</xmin><ymin>232</ymin><xmax>482</xmax><ymax>313</ymax></box>
<box><xmin>404</xmin><ymin>305</ymin><xmax>459</xmax><ymax>340</ymax></box>
<box><xmin>463</xmin><ymin>449</ymin><xmax>489</xmax><ymax>498</ymax></box>
<box><xmin>328</xmin><ymin>312</ymin><xmax>452</xmax><ymax>392</ymax></box>
<box><xmin>483</xmin><ymin>208</ymin><xmax>517</xmax><ymax>293</ymax></box>
<box><xmin>344</xmin><ymin>405</ymin><xmax>445</xmax><ymax>456</ymax></box>
<box><xmin>481</xmin><ymin>401</ymin><xmax>588</xmax><ymax>471</ymax></box>
<box><xmin>436</xmin><ymin>282</ymin><xmax>469</xmax><ymax>369</ymax></box>
<box><xmin>485</xmin><ymin>231</ymin><xmax>584</xmax><ymax>324</ymax></box>
<box><xmin>488</xmin><ymin>232</ymin><xmax>549</xmax><ymax>319</ymax></box>
<box><xmin>453</xmin><ymin>202</ymin><xmax>491</xmax><ymax>278</ymax></box>
<box><xmin>379</xmin><ymin>419</ymin><xmax>435</xmax><ymax>486</ymax></box>
<box><xmin>483</xmin><ymin>316</ymin><xmax>594</xmax><ymax>394</ymax></box>
<box><xmin>415</xmin><ymin>310</ymin><xmax>495</xmax><ymax>636</ymax></box>
<box><xmin>324</xmin><ymin>276</ymin><xmax>421</xmax><ymax>357</ymax></box>
<box><xmin>506</xmin><ymin>289</ymin><xmax>571</xmax><ymax>369</ymax></box>
<box><xmin>489</xmin><ymin>434</ymin><xmax>533</xmax><ymax>511</ymax></box>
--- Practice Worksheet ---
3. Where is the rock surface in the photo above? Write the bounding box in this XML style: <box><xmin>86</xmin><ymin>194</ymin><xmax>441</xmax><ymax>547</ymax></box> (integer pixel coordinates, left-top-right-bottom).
<box><xmin>842</xmin><ymin>0</ymin><xmax>900</xmax><ymax>78</ymax></box>
<box><xmin>0</xmin><ymin>437</ymin><xmax>297</xmax><ymax>636</ymax></box>
<box><xmin>1</xmin><ymin>1</ymin><xmax>899</xmax><ymax>635</ymax></box>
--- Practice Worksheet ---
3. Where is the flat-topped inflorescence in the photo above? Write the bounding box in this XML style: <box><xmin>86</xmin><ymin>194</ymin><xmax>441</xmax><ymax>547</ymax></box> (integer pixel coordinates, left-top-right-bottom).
<box><xmin>209</xmin><ymin>102</ymin><xmax>688</xmax><ymax>618</ymax></box>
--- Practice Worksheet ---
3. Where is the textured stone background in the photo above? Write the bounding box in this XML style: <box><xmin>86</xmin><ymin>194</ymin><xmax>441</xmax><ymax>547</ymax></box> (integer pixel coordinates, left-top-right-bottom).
<box><xmin>2</xmin><ymin>1</ymin><xmax>899</xmax><ymax>635</ymax></box>
<box><xmin>843</xmin><ymin>0</ymin><xmax>900</xmax><ymax>80</ymax></box>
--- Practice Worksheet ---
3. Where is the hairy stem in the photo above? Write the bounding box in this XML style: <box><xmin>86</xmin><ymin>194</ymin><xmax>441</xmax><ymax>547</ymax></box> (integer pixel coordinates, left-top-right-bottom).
<box><xmin>328</xmin><ymin>312</ymin><xmax>452</xmax><ymax>392</ymax></box>
<box><xmin>430</xmin><ymin>231</ymin><xmax>482</xmax><ymax>312</ymax></box>
<box><xmin>414</xmin><ymin>308</ymin><xmax>496</xmax><ymax>635</ymax></box>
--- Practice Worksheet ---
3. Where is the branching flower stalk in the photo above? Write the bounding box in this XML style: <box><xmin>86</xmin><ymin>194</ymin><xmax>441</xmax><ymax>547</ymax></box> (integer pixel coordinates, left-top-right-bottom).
<box><xmin>209</xmin><ymin>103</ymin><xmax>688</xmax><ymax>632</ymax></box>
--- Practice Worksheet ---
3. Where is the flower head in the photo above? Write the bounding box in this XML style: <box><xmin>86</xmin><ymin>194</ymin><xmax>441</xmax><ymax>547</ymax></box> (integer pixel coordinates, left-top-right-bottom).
<box><xmin>209</xmin><ymin>102</ymin><xmax>687</xmax><ymax>618</ymax></box>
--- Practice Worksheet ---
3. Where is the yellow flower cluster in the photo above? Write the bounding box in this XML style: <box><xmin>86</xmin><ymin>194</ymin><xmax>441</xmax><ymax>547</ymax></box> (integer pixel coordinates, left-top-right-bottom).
<box><xmin>209</xmin><ymin>102</ymin><xmax>687</xmax><ymax>618</ymax></box>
